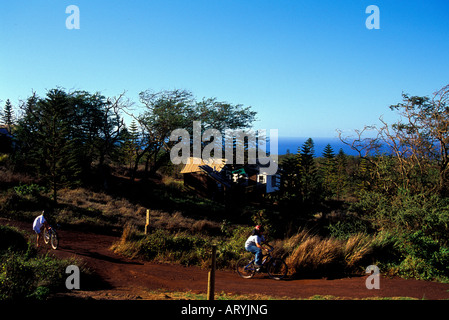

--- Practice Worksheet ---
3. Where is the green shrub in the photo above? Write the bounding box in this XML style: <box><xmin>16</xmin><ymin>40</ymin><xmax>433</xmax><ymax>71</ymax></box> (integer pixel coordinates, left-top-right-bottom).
<box><xmin>396</xmin><ymin>231</ymin><xmax>449</xmax><ymax>280</ymax></box>
<box><xmin>112</xmin><ymin>226</ymin><xmax>252</xmax><ymax>269</ymax></box>
<box><xmin>0</xmin><ymin>254</ymin><xmax>36</xmax><ymax>300</ymax></box>
<box><xmin>14</xmin><ymin>184</ymin><xmax>48</xmax><ymax>197</ymax></box>
<box><xmin>0</xmin><ymin>226</ymin><xmax>81</xmax><ymax>300</ymax></box>
<box><xmin>350</xmin><ymin>191</ymin><xmax>449</xmax><ymax>244</ymax></box>
<box><xmin>327</xmin><ymin>215</ymin><xmax>373</xmax><ymax>240</ymax></box>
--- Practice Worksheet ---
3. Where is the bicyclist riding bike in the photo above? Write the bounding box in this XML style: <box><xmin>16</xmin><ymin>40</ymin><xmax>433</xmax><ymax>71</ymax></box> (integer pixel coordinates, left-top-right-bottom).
<box><xmin>244</xmin><ymin>225</ymin><xmax>271</xmax><ymax>271</ymax></box>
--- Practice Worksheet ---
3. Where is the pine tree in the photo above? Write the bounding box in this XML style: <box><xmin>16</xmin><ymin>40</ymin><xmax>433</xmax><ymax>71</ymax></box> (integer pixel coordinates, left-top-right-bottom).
<box><xmin>119</xmin><ymin>121</ymin><xmax>140</xmax><ymax>170</ymax></box>
<box><xmin>2</xmin><ymin>99</ymin><xmax>14</xmax><ymax>133</ymax></box>
<box><xmin>322</xmin><ymin>143</ymin><xmax>335</xmax><ymax>158</ymax></box>
<box><xmin>280</xmin><ymin>154</ymin><xmax>298</xmax><ymax>193</ymax></box>
<box><xmin>38</xmin><ymin>89</ymin><xmax>81</xmax><ymax>203</ymax></box>
<box><xmin>13</xmin><ymin>92</ymin><xmax>40</xmax><ymax>171</ymax></box>
<box><xmin>321</xmin><ymin>143</ymin><xmax>336</xmax><ymax>198</ymax></box>
<box><xmin>297</xmin><ymin>138</ymin><xmax>322</xmax><ymax>204</ymax></box>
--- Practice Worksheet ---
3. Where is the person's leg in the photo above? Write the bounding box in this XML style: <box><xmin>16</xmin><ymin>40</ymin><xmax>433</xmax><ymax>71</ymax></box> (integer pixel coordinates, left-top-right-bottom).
<box><xmin>246</xmin><ymin>245</ymin><xmax>263</xmax><ymax>266</ymax></box>
<box><xmin>35</xmin><ymin>226</ymin><xmax>42</xmax><ymax>247</ymax></box>
<box><xmin>254</xmin><ymin>247</ymin><xmax>263</xmax><ymax>266</ymax></box>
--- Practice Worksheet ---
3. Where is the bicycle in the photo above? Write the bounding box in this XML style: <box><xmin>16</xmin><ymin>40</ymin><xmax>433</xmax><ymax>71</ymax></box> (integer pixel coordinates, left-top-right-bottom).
<box><xmin>236</xmin><ymin>245</ymin><xmax>288</xmax><ymax>280</ymax></box>
<box><xmin>43</xmin><ymin>225</ymin><xmax>59</xmax><ymax>250</ymax></box>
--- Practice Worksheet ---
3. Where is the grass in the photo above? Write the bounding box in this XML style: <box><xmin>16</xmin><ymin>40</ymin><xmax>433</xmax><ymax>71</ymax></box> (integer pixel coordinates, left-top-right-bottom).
<box><xmin>147</xmin><ymin>289</ymin><xmax>293</xmax><ymax>300</ymax></box>
<box><xmin>138</xmin><ymin>289</ymin><xmax>419</xmax><ymax>300</ymax></box>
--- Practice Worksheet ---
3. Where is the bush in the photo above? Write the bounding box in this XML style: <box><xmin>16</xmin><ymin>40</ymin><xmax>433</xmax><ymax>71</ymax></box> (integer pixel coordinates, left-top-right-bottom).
<box><xmin>394</xmin><ymin>231</ymin><xmax>449</xmax><ymax>280</ymax></box>
<box><xmin>14</xmin><ymin>184</ymin><xmax>48</xmax><ymax>197</ymax></box>
<box><xmin>112</xmin><ymin>227</ymin><xmax>211</xmax><ymax>266</ymax></box>
<box><xmin>327</xmin><ymin>214</ymin><xmax>373</xmax><ymax>239</ymax></box>
<box><xmin>0</xmin><ymin>254</ymin><xmax>36</xmax><ymax>300</ymax></box>
<box><xmin>350</xmin><ymin>191</ymin><xmax>449</xmax><ymax>244</ymax></box>
<box><xmin>111</xmin><ymin>225</ymin><xmax>253</xmax><ymax>269</ymax></box>
<box><xmin>0</xmin><ymin>225</ymin><xmax>81</xmax><ymax>300</ymax></box>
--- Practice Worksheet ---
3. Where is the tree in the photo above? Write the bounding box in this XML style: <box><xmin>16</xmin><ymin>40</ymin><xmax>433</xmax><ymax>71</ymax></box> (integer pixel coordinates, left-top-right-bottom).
<box><xmin>338</xmin><ymin>84</ymin><xmax>449</xmax><ymax>196</ymax></box>
<box><xmin>1</xmin><ymin>99</ymin><xmax>14</xmax><ymax>133</ymax></box>
<box><xmin>280</xmin><ymin>154</ymin><xmax>298</xmax><ymax>194</ymax></box>
<box><xmin>382</xmin><ymin>84</ymin><xmax>449</xmax><ymax>194</ymax></box>
<box><xmin>321</xmin><ymin>144</ymin><xmax>336</xmax><ymax>198</ymax></box>
<box><xmin>118</xmin><ymin>120</ymin><xmax>140</xmax><ymax>170</ymax></box>
<box><xmin>129</xmin><ymin>89</ymin><xmax>195</xmax><ymax>180</ymax></box>
<box><xmin>39</xmin><ymin>89</ymin><xmax>82</xmax><ymax>202</ymax></box>
<box><xmin>69</xmin><ymin>90</ymin><xmax>125</xmax><ymax>177</ymax></box>
<box><xmin>14</xmin><ymin>88</ymin><xmax>126</xmax><ymax>199</ymax></box>
<box><xmin>96</xmin><ymin>93</ymin><xmax>126</xmax><ymax>169</ymax></box>
<box><xmin>298</xmin><ymin>138</ymin><xmax>322</xmax><ymax>204</ymax></box>
<box><xmin>14</xmin><ymin>92</ymin><xmax>41</xmax><ymax>171</ymax></box>
<box><xmin>129</xmin><ymin>89</ymin><xmax>257</xmax><ymax>180</ymax></box>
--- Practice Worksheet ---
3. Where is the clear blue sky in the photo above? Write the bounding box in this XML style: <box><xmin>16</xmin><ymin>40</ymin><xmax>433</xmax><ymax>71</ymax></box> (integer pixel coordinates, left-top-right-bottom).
<box><xmin>1</xmin><ymin>0</ymin><xmax>448</xmax><ymax>138</ymax></box>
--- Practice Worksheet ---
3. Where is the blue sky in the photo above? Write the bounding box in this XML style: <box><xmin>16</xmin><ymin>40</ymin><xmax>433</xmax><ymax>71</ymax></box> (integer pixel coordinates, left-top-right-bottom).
<box><xmin>1</xmin><ymin>0</ymin><xmax>448</xmax><ymax>138</ymax></box>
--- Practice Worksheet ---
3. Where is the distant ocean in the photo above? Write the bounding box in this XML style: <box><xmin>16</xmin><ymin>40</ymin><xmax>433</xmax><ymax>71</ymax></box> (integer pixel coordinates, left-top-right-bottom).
<box><xmin>273</xmin><ymin>137</ymin><xmax>360</xmax><ymax>156</ymax></box>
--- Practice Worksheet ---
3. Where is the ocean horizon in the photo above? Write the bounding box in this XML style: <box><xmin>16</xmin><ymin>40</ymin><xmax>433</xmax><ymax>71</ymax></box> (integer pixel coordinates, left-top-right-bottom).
<box><xmin>274</xmin><ymin>136</ymin><xmax>360</xmax><ymax>156</ymax></box>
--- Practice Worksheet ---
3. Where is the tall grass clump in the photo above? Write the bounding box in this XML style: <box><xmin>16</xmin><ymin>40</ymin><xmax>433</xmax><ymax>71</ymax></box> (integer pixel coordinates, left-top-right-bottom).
<box><xmin>281</xmin><ymin>229</ymin><xmax>387</xmax><ymax>278</ymax></box>
<box><xmin>343</xmin><ymin>233</ymin><xmax>374</xmax><ymax>269</ymax></box>
<box><xmin>285</xmin><ymin>235</ymin><xmax>344</xmax><ymax>278</ymax></box>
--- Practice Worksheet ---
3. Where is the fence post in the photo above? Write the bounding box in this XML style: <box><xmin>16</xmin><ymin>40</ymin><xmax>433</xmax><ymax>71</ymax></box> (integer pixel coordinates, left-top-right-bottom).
<box><xmin>145</xmin><ymin>209</ymin><xmax>149</xmax><ymax>235</ymax></box>
<box><xmin>207</xmin><ymin>245</ymin><xmax>217</xmax><ymax>301</ymax></box>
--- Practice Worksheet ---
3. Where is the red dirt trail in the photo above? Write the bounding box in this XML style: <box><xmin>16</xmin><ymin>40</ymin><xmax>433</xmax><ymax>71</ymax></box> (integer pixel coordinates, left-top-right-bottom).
<box><xmin>3</xmin><ymin>218</ymin><xmax>449</xmax><ymax>300</ymax></box>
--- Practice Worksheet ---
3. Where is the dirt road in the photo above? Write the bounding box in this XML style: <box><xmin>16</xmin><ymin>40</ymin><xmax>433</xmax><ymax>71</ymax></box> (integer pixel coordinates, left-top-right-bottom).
<box><xmin>3</xmin><ymin>218</ymin><xmax>449</xmax><ymax>300</ymax></box>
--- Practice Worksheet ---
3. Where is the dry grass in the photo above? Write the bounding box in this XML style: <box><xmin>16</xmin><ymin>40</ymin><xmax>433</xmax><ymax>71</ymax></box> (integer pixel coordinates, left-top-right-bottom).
<box><xmin>110</xmin><ymin>223</ymin><xmax>142</xmax><ymax>258</ymax></box>
<box><xmin>283</xmin><ymin>230</ymin><xmax>376</xmax><ymax>277</ymax></box>
<box><xmin>343</xmin><ymin>233</ymin><xmax>374</xmax><ymax>268</ymax></box>
<box><xmin>0</xmin><ymin>167</ymin><xmax>36</xmax><ymax>188</ymax></box>
<box><xmin>56</xmin><ymin>187</ymin><xmax>221</xmax><ymax>236</ymax></box>
<box><xmin>57</xmin><ymin>188</ymin><xmax>146</xmax><ymax>228</ymax></box>
<box><xmin>285</xmin><ymin>236</ymin><xmax>343</xmax><ymax>276</ymax></box>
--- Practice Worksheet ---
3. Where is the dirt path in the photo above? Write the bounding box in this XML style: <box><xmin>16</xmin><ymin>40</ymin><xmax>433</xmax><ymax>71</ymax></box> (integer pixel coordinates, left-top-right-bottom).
<box><xmin>3</xmin><ymin>218</ymin><xmax>449</xmax><ymax>300</ymax></box>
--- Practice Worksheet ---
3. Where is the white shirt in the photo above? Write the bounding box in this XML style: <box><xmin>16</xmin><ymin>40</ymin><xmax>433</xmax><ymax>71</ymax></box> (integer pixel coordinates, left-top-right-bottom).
<box><xmin>33</xmin><ymin>214</ymin><xmax>46</xmax><ymax>231</ymax></box>
<box><xmin>245</xmin><ymin>234</ymin><xmax>265</xmax><ymax>248</ymax></box>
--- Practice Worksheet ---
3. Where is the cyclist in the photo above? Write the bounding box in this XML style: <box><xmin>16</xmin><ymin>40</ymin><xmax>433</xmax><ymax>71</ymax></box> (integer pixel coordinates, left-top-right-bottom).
<box><xmin>33</xmin><ymin>210</ymin><xmax>49</xmax><ymax>247</ymax></box>
<box><xmin>244</xmin><ymin>225</ymin><xmax>269</xmax><ymax>271</ymax></box>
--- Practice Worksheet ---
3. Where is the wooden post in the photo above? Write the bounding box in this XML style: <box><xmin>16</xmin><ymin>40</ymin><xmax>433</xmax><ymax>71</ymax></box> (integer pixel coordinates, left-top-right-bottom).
<box><xmin>145</xmin><ymin>209</ymin><xmax>149</xmax><ymax>235</ymax></box>
<box><xmin>207</xmin><ymin>245</ymin><xmax>217</xmax><ymax>301</ymax></box>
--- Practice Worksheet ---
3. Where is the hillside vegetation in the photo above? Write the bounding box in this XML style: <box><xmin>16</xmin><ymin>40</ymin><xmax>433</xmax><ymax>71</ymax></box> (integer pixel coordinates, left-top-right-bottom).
<box><xmin>2</xmin><ymin>84</ymin><xmax>449</xmax><ymax>292</ymax></box>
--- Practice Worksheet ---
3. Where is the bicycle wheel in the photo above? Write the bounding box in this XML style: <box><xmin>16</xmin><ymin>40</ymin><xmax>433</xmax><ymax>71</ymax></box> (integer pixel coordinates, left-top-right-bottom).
<box><xmin>236</xmin><ymin>258</ymin><xmax>256</xmax><ymax>279</ymax></box>
<box><xmin>43</xmin><ymin>228</ymin><xmax>50</xmax><ymax>244</ymax></box>
<box><xmin>267</xmin><ymin>258</ymin><xmax>288</xmax><ymax>280</ymax></box>
<box><xmin>50</xmin><ymin>230</ymin><xmax>59</xmax><ymax>250</ymax></box>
